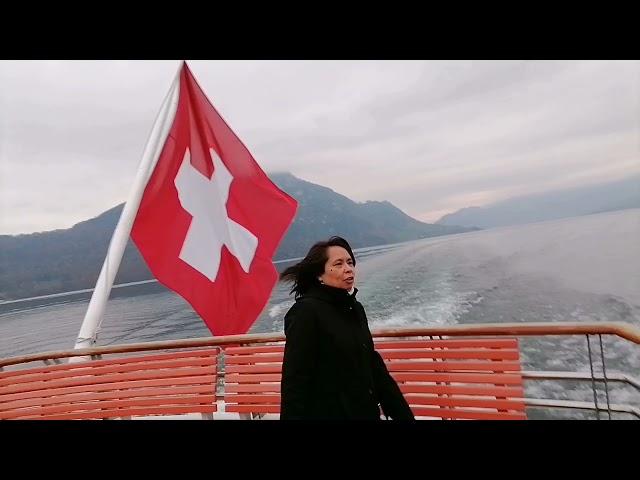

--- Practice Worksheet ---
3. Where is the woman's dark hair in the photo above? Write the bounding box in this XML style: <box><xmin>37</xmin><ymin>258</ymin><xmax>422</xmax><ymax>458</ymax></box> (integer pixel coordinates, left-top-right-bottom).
<box><xmin>280</xmin><ymin>236</ymin><xmax>356</xmax><ymax>298</ymax></box>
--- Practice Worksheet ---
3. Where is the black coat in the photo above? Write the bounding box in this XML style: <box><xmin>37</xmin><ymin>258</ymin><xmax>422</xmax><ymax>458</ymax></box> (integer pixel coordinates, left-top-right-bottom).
<box><xmin>280</xmin><ymin>284</ymin><xmax>414</xmax><ymax>420</ymax></box>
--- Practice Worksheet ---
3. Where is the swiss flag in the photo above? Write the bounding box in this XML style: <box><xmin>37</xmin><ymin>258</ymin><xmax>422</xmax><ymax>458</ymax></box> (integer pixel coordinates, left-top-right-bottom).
<box><xmin>130</xmin><ymin>63</ymin><xmax>297</xmax><ymax>336</ymax></box>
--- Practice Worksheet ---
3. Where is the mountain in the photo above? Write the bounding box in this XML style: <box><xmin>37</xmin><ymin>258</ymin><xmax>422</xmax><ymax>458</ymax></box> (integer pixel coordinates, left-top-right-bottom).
<box><xmin>0</xmin><ymin>173</ymin><xmax>475</xmax><ymax>301</ymax></box>
<box><xmin>436</xmin><ymin>175</ymin><xmax>640</xmax><ymax>229</ymax></box>
<box><xmin>270</xmin><ymin>173</ymin><xmax>473</xmax><ymax>259</ymax></box>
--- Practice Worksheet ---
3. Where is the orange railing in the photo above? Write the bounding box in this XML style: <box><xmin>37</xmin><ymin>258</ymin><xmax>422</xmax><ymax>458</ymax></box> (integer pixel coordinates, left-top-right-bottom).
<box><xmin>1</xmin><ymin>322</ymin><xmax>638</xmax><ymax>419</ymax></box>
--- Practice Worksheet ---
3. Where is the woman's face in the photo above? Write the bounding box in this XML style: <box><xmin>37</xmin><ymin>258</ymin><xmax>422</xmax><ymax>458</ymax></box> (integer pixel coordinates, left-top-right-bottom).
<box><xmin>319</xmin><ymin>246</ymin><xmax>355</xmax><ymax>290</ymax></box>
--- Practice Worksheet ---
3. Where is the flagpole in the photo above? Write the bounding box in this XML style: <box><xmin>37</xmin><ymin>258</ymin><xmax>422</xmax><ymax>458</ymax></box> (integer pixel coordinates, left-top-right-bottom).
<box><xmin>73</xmin><ymin>61</ymin><xmax>184</xmax><ymax>352</ymax></box>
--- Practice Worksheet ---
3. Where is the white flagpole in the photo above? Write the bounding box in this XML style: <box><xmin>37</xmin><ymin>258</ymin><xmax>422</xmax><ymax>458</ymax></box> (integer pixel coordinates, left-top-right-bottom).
<box><xmin>73</xmin><ymin>61</ymin><xmax>183</xmax><ymax>352</ymax></box>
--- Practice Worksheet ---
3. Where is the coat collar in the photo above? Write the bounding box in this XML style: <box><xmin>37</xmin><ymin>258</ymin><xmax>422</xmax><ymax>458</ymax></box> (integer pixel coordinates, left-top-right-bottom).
<box><xmin>303</xmin><ymin>284</ymin><xmax>359</xmax><ymax>307</ymax></box>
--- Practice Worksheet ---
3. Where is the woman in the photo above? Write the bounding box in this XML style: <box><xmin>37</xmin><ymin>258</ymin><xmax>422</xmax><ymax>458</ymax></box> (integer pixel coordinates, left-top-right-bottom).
<box><xmin>279</xmin><ymin>236</ymin><xmax>414</xmax><ymax>420</ymax></box>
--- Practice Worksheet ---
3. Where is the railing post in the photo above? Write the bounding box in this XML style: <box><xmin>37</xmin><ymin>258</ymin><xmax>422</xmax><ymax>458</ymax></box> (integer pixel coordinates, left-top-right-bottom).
<box><xmin>586</xmin><ymin>334</ymin><xmax>600</xmax><ymax>420</ymax></box>
<box><xmin>598</xmin><ymin>335</ymin><xmax>612</xmax><ymax>420</ymax></box>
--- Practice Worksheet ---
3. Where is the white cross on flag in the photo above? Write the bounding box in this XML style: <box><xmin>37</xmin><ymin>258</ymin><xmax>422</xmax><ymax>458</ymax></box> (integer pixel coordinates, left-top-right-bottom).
<box><xmin>130</xmin><ymin>63</ymin><xmax>297</xmax><ymax>336</ymax></box>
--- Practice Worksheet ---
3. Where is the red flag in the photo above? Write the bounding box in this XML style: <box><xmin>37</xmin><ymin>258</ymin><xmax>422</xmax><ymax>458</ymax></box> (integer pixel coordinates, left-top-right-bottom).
<box><xmin>131</xmin><ymin>63</ymin><xmax>297</xmax><ymax>336</ymax></box>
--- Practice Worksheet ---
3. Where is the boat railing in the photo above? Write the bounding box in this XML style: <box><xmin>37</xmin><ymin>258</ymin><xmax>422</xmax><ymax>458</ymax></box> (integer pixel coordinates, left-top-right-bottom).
<box><xmin>1</xmin><ymin>321</ymin><xmax>638</xmax><ymax>419</ymax></box>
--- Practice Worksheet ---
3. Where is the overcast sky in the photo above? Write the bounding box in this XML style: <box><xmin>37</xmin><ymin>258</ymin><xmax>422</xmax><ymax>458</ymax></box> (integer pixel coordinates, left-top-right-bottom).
<box><xmin>1</xmin><ymin>60</ymin><xmax>638</xmax><ymax>235</ymax></box>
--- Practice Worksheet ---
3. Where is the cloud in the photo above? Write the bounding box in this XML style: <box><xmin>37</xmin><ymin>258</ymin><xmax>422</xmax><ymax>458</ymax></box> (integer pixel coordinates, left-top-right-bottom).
<box><xmin>1</xmin><ymin>60</ymin><xmax>638</xmax><ymax>234</ymax></box>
